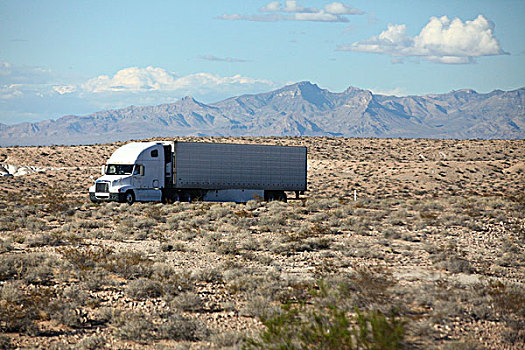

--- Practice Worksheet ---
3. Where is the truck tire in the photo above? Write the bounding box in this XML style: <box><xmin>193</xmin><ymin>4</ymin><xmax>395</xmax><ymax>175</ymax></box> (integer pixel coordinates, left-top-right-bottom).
<box><xmin>265</xmin><ymin>190</ymin><xmax>287</xmax><ymax>202</ymax></box>
<box><xmin>125</xmin><ymin>191</ymin><xmax>135</xmax><ymax>205</ymax></box>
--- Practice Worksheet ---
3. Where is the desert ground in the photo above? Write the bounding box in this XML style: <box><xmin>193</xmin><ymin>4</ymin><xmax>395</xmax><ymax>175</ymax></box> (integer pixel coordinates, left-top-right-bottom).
<box><xmin>0</xmin><ymin>137</ymin><xmax>523</xmax><ymax>349</ymax></box>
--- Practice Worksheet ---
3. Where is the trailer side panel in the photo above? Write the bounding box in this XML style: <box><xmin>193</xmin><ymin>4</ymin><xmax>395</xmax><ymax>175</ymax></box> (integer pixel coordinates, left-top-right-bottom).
<box><xmin>174</xmin><ymin>142</ymin><xmax>306</xmax><ymax>191</ymax></box>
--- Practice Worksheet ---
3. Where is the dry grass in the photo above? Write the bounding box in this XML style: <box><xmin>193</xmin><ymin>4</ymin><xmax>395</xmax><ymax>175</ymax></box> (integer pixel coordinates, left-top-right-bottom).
<box><xmin>0</xmin><ymin>137</ymin><xmax>523</xmax><ymax>349</ymax></box>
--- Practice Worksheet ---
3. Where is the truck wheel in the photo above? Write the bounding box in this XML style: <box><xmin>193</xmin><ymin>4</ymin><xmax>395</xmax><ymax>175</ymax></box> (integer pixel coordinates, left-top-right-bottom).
<box><xmin>125</xmin><ymin>191</ymin><xmax>135</xmax><ymax>205</ymax></box>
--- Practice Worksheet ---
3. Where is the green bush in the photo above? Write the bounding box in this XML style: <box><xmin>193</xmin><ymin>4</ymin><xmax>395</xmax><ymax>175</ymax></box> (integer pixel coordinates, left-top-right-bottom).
<box><xmin>244</xmin><ymin>282</ymin><xmax>405</xmax><ymax>350</ymax></box>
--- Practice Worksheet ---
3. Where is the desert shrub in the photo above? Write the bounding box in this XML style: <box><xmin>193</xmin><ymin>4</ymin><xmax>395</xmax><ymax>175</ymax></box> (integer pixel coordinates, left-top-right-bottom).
<box><xmin>59</xmin><ymin>246</ymin><xmax>153</xmax><ymax>279</ymax></box>
<box><xmin>134</xmin><ymin>217</ymin><xmax>157</xmax><ymax>230</ymax></box>
<box><xmin>112</xmin><ymin>310</ymin><xmax>154</xmax><ymax>341</ymax></box>
<box><xmin>0</xmin><ymin>282</ymin><xmax>53</xmax><ymax>335</ymax></box>
<box><xmin>383</xmin><ymin>227</ymin><xmax>401</xmax><ymax>239</ymax></box>
<box><xmin>258</xmin><ymin>212</ymin><xmax>288</xmax><ymax>228</ymax></box>
<box><xmin>245</xmin><ymin>199</ymin><xmax>261</xmax><ymax>210</ymax></box>
<box><xmin>49</xmin><ymin>284</ymin><xmax>95</xmax><ymax>328</ymax></box>
<box><xmin>75</xmin><ymin>335</ymin><xmax>106</xmax><ymax>350</ymax></box>
<box><xmin>207</xmin><ymin>234</ymin><xmax>240</xmax><ymax>255</ymax></box>
<box><xmin>191</xmin><ymin>267</ymin><xmax>223</xmax><ymax>283</ymax></box>
<box><xmin>107</xmin><ymin>250</ymin><xmax>154</xmax><ymax>278</ymax></box>
<box><xmin>333</xmin><ymin>266</ymin><xmax>397</xmax><ymax>310</ymax></box>
<box><xmin>210</xmin><ymin>330</ymin><xmax>245</xmax><ymax>349</ymax></box>
<box><xmin>160</xmin><ymin>240</ymin><xmax>187</xmax><ymax>252</ymax></box>
<box><xmin>170</xmin><ymin>291</ymin><xmax>204</xmax><ymax>312</ymax></box>
<box><xmin>62</xmin><ymin>284</ymin><xmax>93</xmax><ymax>307</ymax></box>
<box><xmin>59</xmin><ymin>246</ymin><xmax>113</xmax><ymax>272</ymax></box>
<box><xmin>188</xmin><ymin>215</ymin><xmax>210</xmax><ymax>227</ymax></box>
<box><xmin>241</xmin><ymin>295</ymin><xmax>279</xmax><ymax>320</ymax></box>
<box><xmin>0</xmin><ymin>238</ymin><xmax>12</xmax><ymax>253</ymax></box>
<box><xmin>25</xmin><ymin>217</ymin><xmax>50</xmax><ymax>233</ymax></box>
<box><xmin>441</xmin><ymin>341</ymin><xmax>484</xmax><ymax>350</ymax></box>
<box><xmin>307</xmin><ymin>198</ymin><xmax>340</xmax><ymax>211</ymax></box>
<box><xmin>145</xmin><ymin>205</ymin><xmax>165</xmax><ymax>222</ymax></box>
<box><xmin>41</xmin><ymin>186</ymin><xmax>76</xmax><ymax>216</ymax></box>
<box><xmin>386</xmin><ymin>208</ymin><xmax>411</xmax><ymax>226</ymax></box>
<box><xmin>239</xmin><ymin>234</ymin><xmax>262</xmax><ymax>251</ymax></box>
<box><xmin>26</xmin><ymin>232</ymin><xmax>66</xmax><ymax>247</ymax></box>
<box><xmin>150</xmin><ymin>265</ymin><xmax>195</xmax><ymax>298</ymax></box>
<box><xmin>431</xmin><ymin>244</ymin><xmax>473</xmax><ymax>274</ymax></box>
<box><xmin>83</xmin><ymin>268</ymin><xmax>112</xmax><ymax>291</ymax></box>
<box><xmin>271</xmin><ymin>235</ymin><xmax>332</xmax><ymax>255</ymax></box>
<box><xmin>0</xmin><ymin>253</ymin><xmax>56</xmax><ymax>285</ymax></box>
<box><xmin>158</xmin><ymin>313</ymin><xmax>209</xmax><ymax>341</ymax></box>
<box><xmin>309</xmin><ymin>212</ymin><xmax>328</xmax><ymax>223</ymax></box>
<box><xmin>126</xmin><ymin>278</ymin><xmax>163</xmax><ymax>300</ymax></box>
<box><xmin>485</xmin><ymin>279</ymin><xmax>525</xmax><ymax>338</ymax></box>
<box><xmin>0</xmin><ymin>334</ymin><xmax>12</xmax><ymax>349</ymax></box>
<box><xmin>245</xmin><ymin>284</ymin><xmax>405</xmax><ymax>350</ymax></box>
<box><xmin>51</xmin><ymin>302</ymin><xmax>89</xmax><ymax>328</ymax></box>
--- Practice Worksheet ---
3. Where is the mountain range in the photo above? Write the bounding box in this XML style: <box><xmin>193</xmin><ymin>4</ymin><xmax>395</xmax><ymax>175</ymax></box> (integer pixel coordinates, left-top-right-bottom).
<box><xmin>1</xmin><ymin>81</ymin><xmax>524</xmax><ymax>145</ymax></box>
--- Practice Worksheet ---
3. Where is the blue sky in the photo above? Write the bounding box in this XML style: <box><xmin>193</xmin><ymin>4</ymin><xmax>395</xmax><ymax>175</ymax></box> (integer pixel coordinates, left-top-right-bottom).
<box><xmin>1</xmin><ymin>0</ymin><xmax>524</xmax><ymax>124</ymax></box>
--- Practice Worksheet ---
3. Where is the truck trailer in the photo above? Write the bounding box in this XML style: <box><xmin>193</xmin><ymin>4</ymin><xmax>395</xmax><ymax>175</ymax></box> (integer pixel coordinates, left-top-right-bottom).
<box><xmin>89</xmin><ymin>141</ymin><xmax>307</xmax><ymax>204</ymax></box>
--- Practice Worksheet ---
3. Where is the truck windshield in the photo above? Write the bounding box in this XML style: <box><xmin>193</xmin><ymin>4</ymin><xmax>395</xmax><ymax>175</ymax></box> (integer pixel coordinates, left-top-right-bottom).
<box><xmin>106</xmin><ymin>164</ymin><xmax>134</xmax><ymax>175</ymax></box>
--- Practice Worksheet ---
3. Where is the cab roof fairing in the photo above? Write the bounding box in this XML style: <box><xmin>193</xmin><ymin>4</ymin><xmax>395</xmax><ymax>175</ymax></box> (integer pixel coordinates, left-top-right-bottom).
<box><xmin>106</xmin><ymin>142</ymin><xmax>166</xmax><ymax>165</ymax></box>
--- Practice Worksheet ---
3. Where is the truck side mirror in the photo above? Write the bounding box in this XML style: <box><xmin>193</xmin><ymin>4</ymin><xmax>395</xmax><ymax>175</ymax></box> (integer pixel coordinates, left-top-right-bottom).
<box><xmin>101</xmin><ymin>165</ymin><xmax>106</xmax><ymax>175</ymax></box>
<box><xmin>139</xmin><ymin>165</ymin><xmax>144</xmax><ymax>176</ymax></box>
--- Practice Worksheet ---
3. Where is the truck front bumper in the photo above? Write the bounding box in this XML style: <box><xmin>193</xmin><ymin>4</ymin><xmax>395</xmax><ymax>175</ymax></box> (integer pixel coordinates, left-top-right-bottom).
<box><xmin>89</xmin><ymin>192</ymin><xmax>126</xmax><ymax>203</ymax></box>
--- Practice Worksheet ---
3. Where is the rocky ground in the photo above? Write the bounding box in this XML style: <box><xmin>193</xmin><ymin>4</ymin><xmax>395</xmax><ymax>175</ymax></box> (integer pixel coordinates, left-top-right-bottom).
<box><xmin>0</xmin><ymin>137</ymin><xmax>523</xmax><ymax>349</ymax></box>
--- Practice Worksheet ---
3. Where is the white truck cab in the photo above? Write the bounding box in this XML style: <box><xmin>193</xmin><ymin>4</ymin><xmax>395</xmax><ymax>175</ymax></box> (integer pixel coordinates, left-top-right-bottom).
<box><xmin>89</xmin><ymin>141</ymin><xmax>172</xmax><ymax>204</ymax></box>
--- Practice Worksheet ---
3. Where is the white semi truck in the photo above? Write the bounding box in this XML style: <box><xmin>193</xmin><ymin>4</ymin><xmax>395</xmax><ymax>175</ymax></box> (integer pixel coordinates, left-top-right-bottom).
<box><xmin>89</xmin><ymin>141</ymin><xmax>307</xmax><ymax>204</ymax></box>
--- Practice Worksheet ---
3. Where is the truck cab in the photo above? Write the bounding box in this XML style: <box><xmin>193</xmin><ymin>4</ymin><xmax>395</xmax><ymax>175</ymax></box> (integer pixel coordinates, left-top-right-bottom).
<box><xmin>89</xmin><ymin>141</ymin><xmax>172</xmax><ymax>204</ymax></box>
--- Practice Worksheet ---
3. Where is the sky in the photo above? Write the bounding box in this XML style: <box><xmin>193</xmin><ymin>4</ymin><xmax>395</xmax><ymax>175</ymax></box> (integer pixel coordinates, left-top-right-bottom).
<box><xmin>1</xmin><ymin>0</ymin><xmax>524</xmax><ymax>124</ymax></box>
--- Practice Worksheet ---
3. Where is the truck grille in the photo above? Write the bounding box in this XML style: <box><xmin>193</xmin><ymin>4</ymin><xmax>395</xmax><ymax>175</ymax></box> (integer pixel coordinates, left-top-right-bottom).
<box><xmin>95</xmin><ymin>182</ymin><xmax>109</xmax><ymax>193</ymax></box>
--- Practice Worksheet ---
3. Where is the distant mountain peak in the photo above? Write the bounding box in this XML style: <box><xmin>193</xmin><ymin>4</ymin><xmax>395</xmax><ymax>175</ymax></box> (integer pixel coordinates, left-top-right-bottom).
<box><xmin>281</xmin><ymin>81</ymin><xmax>321</xmax><ymax>93</ymax></box>
<box><xmin>293</xmin><ymin>81</ymin><xmax>317</xmax><ymax>87</ymax></box>
<box><xmin>181</xmin><ymin>96</ymin><xmax>197</xmax><ymax>102</ymax></box>
<box><xmin>179</xmin><ymin>96</ymin><xmax>210</xmax><ymax>108</ymax></box>
<box><xmin>297</xmin><ymin>81</ymin><xmax>318</xmax><ymax>88</ymax></box>
<box><xmin>453</xmin><ymin>89</ymin><xmax>478</xmax><ymax>94</ymax></box>
<box><xmin>0</xmin><ymin>82</ymin><xmax>523</xmax><ymax>145</ymax></box>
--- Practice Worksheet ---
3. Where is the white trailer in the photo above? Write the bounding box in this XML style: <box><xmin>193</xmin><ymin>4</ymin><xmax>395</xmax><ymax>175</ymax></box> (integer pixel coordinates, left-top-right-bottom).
<box><xmin>89</xmin><ymin>141</ymin><xmax>307</xmax><ymax>204</ymax></box>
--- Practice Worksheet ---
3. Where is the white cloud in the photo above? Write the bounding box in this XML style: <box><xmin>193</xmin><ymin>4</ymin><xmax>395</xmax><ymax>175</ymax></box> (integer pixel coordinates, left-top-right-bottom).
<box><xmin>0</xmin><ymin>84</ymin><xmax>24</xmax><ymax>100</ymax></box>
<box><xmin>218</xmin><ymin>1</ymin><xmax>363</xmax><ymax>23</ymax></box>
<box><xmin>369</xmin><ymin>87</ymin><xmax>408</xmax><ymax>97</ymax></box>
<box><xmin>0</xmin><ymin>60</ymin><xmax>54</xmax><ymax>84</ymax></box>
<box><xmin>281</xmin><ymin>0</ymin><xmax>315</xmax><ymax>13</ymax></box>
<box><xmin>81</xmin><ymin>66</ymin><xmax>274</xmax><ymax>94</ymax></box>
<box><xmin>339</xmin><ymin>15</ymin><xmax>507</xmax><ymax>64</ymax></box>
<box><xmin>261</xmin><ymin>1</ymin><xmax>316</xmax><ymax>13</ymax></box>
<box><xmin>53</xmin><ymin>85</ymin><xmax>77</xmax><ymax>95</ymax></box>
<box><xmin>294</xmin><ymin>12</ymin><xmax>345</xmax><ymax>22</ymax></box>
<box><xmin>83</xmin><ymin>66</ymin><xmax>179</xmax><ymax>93</ymax></box>
<box><xmin>216</xmin><ymin>13</ymin><xmax>286</xmax><ymax>22</ymax></box>
<box><xmin>200</xmin><ymin>55</ymin><xmax>249</xmax><ymax>63</ymax></box>
<box><xmin>324</xmin><ymin>2</ymin><xmax>363</xmax><ymax>15</ymax></box>
<box><xmin>0</xmin><ymin>62</ymin><xmax>279</xmax><ymax>123</ymax></box>
<box><xmin>261</xmin><ymin>1</ymin><xmax>282</xmax><ymax>12</ymax></box>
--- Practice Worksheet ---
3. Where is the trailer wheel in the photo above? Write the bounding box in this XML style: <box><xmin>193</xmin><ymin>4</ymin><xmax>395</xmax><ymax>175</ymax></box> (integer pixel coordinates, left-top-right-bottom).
<box><xmin>171</xmin><ymin>192</ymin><xmax>180</xmax><ymax>202</ymax></box>
<box><xmin>125</xmin><ymin>191</ymin><xmax>135</xmax><ymax>205</ymax></box>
